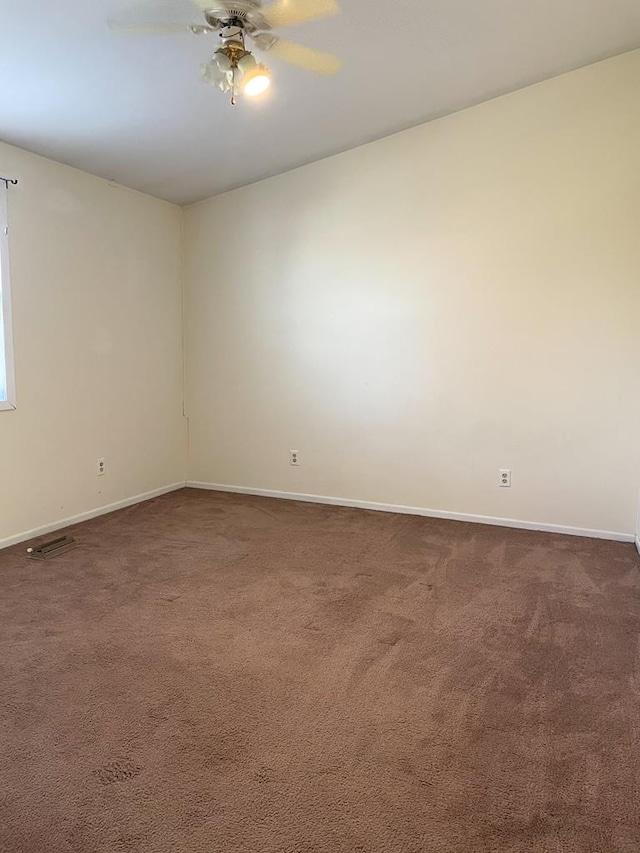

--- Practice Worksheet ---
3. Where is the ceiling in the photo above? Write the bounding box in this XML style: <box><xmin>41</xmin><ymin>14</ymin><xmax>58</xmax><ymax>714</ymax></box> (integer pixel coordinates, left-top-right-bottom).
<box><xmin>1</xmin><ymin>0</ymin><xmax>640</xmax><ymax>206</ymax></box>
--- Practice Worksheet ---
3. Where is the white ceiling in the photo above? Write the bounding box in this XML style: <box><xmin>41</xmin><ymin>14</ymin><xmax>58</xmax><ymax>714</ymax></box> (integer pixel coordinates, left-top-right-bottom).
<box><xmin>1</xmin><ymin>0</ymin><xmax>639</xmax><ymax>205</ymax></box>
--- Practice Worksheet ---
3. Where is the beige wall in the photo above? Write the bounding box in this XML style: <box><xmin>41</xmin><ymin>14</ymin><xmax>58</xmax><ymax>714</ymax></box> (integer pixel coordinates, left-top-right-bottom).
<box><xmin>0</xmin><ymin>143</ymin><xmax>186</xmax><ymax>545</ymax></box>
<box><xmin>184</xmin><ymin>50</ymin><xmax>640</xmax><ymax>537</ymax></box>
<box><xmin>2</xmin><ymin>52</ymin><xmax>639</xmax><ymax>545</ymax></box>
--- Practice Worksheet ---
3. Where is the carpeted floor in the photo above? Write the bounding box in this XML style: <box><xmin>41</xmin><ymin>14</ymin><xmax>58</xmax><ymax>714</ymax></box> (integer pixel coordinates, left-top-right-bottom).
<box><xmin>1</xmin><ymin>488</ymin><xmax>640</xmax><ymax>852</ymax></box>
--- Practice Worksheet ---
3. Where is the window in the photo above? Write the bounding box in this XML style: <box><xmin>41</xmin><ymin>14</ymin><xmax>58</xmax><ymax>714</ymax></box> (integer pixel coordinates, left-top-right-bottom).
<box><xmin>0</xmin><ymin>182</ymin><xmax>16</xmax><ymax>410</ymax></box>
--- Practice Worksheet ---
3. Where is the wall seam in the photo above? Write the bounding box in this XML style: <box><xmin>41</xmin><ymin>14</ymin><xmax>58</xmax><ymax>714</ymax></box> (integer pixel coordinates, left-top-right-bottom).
<box><xmin>179</xmin><ymin>205</ymin><xmax>190</xmax><ymax>483</ymax></box>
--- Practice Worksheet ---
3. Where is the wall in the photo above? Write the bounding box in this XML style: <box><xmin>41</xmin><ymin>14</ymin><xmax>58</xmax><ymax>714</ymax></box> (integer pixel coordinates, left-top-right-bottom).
<box><xmin>184</xmin><ymin>50</ymin><xmax>640</xmax><ymax>537</ymax></box>
<box><xmin>0</xmin><ymin>143</ymin><xmax>186</xmax><ymax>545</ymax></box>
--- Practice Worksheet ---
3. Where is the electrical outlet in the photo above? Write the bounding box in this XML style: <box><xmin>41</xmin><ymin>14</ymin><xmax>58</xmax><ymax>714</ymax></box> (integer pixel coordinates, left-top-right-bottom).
<box><xmin>97</xmin><ymin>457</ymin><xmax>106</xmax><ymax>477</ymax></box>
<box><xmin>499</xmin><ymin>469</ymin><xmax>511</xmax><ymax>488</ymax></box>
<box><xmin>290</xmin><ymin>450</ymin><xmax>300</xmax><ymax>467</ymax></box>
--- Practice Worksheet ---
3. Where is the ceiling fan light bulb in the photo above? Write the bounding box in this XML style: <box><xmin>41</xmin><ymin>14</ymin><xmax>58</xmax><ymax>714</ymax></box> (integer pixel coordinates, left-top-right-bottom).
<box><xmin>243</xmin><ymin>64</ymin><xmax>271</xmax><ymax>97</ymax></box>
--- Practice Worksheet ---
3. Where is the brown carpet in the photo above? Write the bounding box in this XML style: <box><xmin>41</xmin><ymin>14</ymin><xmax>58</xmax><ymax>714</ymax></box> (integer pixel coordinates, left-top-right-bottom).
<box><xmin>1</xmin><ymin>488</ymin><xmax>639</xmax><ymax>852</ymax></box>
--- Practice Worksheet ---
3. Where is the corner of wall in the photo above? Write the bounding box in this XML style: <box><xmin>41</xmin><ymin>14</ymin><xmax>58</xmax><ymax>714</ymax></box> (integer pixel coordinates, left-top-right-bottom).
<box><xmin>179</xmin><ymin>203</ymin><xmax>190</xmax><ymax>483</ymax></box>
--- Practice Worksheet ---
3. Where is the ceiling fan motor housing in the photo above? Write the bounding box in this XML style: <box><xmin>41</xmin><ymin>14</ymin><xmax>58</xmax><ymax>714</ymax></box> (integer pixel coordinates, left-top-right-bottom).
<box><xmin>204</xmin><ymin>0</ymin><xmax>271</xmax><ymax>34</ymax></box>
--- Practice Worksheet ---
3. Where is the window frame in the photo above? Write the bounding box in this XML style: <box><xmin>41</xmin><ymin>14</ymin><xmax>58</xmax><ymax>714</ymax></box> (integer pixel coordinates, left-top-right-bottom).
<box><xmin>0</xmin><ymin>183</ymin><xmax>16</xmax><ymax>411</ymax></box>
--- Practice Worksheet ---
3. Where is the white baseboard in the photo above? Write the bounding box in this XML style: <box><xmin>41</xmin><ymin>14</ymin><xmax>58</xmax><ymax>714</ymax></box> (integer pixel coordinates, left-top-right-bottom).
<box><xmin>186</xmin><ymin>481</ymin><xmax>635</xmax><ymax>544</ymax></box>
<box><xmin>3</xmin><ymin>480</ymin><xmax>634</xmax><ymax>551</ymax></box>
<box><xmin>0</xmin><ymin>483</ymin><xmax>185</xmax><ymax>551</ymax></box>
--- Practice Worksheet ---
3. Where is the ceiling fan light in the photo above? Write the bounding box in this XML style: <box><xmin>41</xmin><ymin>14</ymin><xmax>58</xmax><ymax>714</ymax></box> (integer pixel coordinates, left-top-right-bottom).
<box><xmin>201</xmin><ymin>61</ymin><xmax>232</xmax><ymax>93</ymax></box>
<box><xmin>214</xmin><ymin>49</ymin><xmax>232</xmax><ymax>72</ymax></box>
<box><xmin>242</xmin><ymin>64</ymin><xmax>271</xmax><ymax>97</ymax></box>
<box><xmin>236</xmin><ymin>52</ymin><xmax>257</xmax><ymax>76</ymax></box>
<box><xmin>200</xmin><ymin>61</ymin><xmax>215</xmax><ymax>82</ymax></box>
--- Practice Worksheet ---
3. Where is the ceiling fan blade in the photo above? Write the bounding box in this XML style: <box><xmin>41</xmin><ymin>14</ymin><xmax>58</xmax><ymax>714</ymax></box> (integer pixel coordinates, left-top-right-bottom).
<box><xmin>265</xmin><ymin>37</ymin><xmax>341</xmax><ymax>75</ymax></box>
<box><xmin>252</xmin><ymin>31</ymin><xmax>279</xmax><ymax>50</ymax></box>
<box><xmin>260</xmin><ymin>0</ymin><xmax>340</xmax><ymax>29</ymax></box>
<box><xmin>108</xmin><ymin>22</ymin><xmax>212</xmax><ymax>35</ymax></box>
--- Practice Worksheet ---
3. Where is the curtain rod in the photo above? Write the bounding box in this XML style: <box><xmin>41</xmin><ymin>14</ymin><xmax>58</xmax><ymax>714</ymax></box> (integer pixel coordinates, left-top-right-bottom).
<box><xmin>1</xmin><ymin>177</ymin><xmax>18</xmax><ymax>189</ymax></box>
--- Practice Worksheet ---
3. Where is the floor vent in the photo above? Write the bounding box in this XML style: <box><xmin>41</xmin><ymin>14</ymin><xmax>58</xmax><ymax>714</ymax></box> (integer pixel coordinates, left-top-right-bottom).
<box><xmin>27</xmin><ymin>536</ymin><xmax>78</xmax><ymax>560</ymax></box>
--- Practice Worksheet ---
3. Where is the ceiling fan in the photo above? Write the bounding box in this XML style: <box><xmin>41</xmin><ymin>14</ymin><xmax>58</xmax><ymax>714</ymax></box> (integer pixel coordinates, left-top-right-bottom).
<box><xmin>110</xmin><ymin>0</ymin><xmax>342</xmax><ymax>105</ymax></box>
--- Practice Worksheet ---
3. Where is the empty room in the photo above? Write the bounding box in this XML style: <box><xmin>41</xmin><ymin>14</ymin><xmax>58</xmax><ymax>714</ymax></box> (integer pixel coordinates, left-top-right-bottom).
<box><xmin>1</xmin><ymin>0</ymin><xmax>640</xmax><ymax>850</ymax></box>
